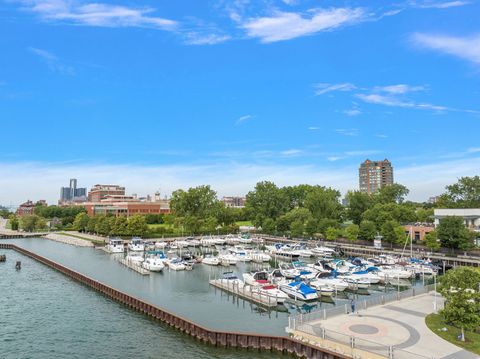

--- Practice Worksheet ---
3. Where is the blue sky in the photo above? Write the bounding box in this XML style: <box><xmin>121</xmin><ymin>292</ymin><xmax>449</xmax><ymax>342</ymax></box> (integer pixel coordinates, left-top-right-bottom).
<box><xmin>1</xmin><ymin>0</ymin><xmax>479</xmax><ymax>204</ymax></box>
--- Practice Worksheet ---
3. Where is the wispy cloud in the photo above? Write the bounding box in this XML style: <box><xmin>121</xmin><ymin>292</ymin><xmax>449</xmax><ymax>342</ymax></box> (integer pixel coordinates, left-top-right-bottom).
<box><xmin>335</xmin><ymin>128</ymin><xmax>359</xmax><ymax>136</ymax></box>
<box><xmin>28</xmin><ymin>47</ymin><xmax>74</xmax><ymax>75</ymax></box>
<box><xmin>373</xmin><ymin>84</ymin><xmax>426</xmax><ymax>94</ymax></box>
<box><xmin>308</xmin><ymin>126</ymin><xmax>320</xmax><ymax>131</ymax></box>
<box><xmin>236</xmin><ymin>114</ymin><xmax>253</xmax><ymax>125</ymax></box>
<box><xmin>241</xmin><ymin>7</ymin><xmax>366</xmax><ymax>43</ymax></box>
<box><xmin>412</xmin><ymin>32</ymin><xmax>480</xmax><ymax>65</ymax></box>
<box><xmin>280</xmin><ymin>149</ymin><xmax>303</xmax><ymax>157</ymax></box>
<box><xmin>414</xmin><ymin>1</ymin><xmax>470</xmax><ymax>9</ymax></box>
<box><xmin>355</xmin><ymin>93</ymin><xmax>448</xmax><ymax>111</ymax></box>
<box><xmin>343</xmin><ymin>109</ymin><xmax>361</xmax><ymax>116</ymax></box>
<box><xmin>314</xmin><ymin>82</ymin><xmax>356</xmax><ymax>95</ymax></box>
<box><xmin>21</xmin><ymin>0</ymin><xmax>177</xmax><ymax>30</ymax></box>
<box><xmin>184</xmin><ymin>32</ymin><xmax>231</xmax><ymax>45</ymax></box>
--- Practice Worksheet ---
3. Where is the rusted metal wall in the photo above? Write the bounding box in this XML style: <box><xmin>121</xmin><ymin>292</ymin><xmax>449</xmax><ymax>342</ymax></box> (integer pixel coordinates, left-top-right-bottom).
<box><xmin>0</xmin><ymin>243</ymin><xmax>346</xmax><ymax>359</ymax></box>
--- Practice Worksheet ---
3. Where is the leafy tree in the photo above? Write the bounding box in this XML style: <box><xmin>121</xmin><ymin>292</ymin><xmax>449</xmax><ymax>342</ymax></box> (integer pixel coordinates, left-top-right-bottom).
<box><xmin>345</xmin><ymin>191</ymin><xmax>373</xmax><ymax>225</ymax></box>
<box><xmin>73</xmin><ymin>213</ymin><xmax>90</xmax><ymax>232</ymax></box>
<box><xmin>0</xmin><ymin>207</ymin><xmax>11</xmax><ymax>219</ymax></box>
<box><xmin>373</xmin><ymin>183</ymin><xmax>409</xmax><ymax>204</ymax></box>
<box><xmin>362</xmin><ymin>203</ymin><xmax>416</xmax><ymax>229</ymax></box>
<box><xmin>305</xmin><ymin>218</ymin><xmax>319</xmax><ymax>237</ymax></box>
<box><xmin>95</xmin><ymin>216</ymin><xmax>113</xmax><ymax>236</ymax></box>
<box><xmin>437</xmin><ymin>216</ymin><xmax>473</xmax><ymax>251</ymax></box>
<box><xmin>359</xmin><ymin>220</ymin><xmax>377</xmax><ymax>241</ymax></box>
<box><xmin>281</xmin><ymin>184</ymin><xmax>313</xmax><ymax>210</ymax></box>
<box><xmin>9</xmin><ymin>215</ymin><xmax>19</xmax><ymax>231</ymax></box>
<box><xmin>127</xmin><ymin>215</ymin><xmax>148</xmax><ymax>237</ymax></box>
<box><xmin>34</xmin><ymin>205</ymin><xmax>86</xmax><ymax>219</ymax></box>
<box><xmin>424</xmin><ymin>230</ymin><xmax>441</xmax><ymax>252</ymax></box>
<box><xmin>261</xmin><ymin>218</ymin><xmax>276</xmax><ymax>234</ymax></box>
<box><xmin>276</xmin><ymin>215</ymin><xmax>291</xmax><ymax>232</ymax></box>
<box><xmin>304</xmin><ymin>186</ymin><xmax>343</xmax><ymax>221</ymax></box>
<box><xmin>416</xmin><ymin>208</ymin><xmax>434</xmax><ymax>223</ymax></box>
<box><xmin>317</xmin><ymin>218</ymin><xmax>340</xmax><ymax>236</ymax></box>
<box><xmin>182</xmin><ymin>215</ymin><xmax>202</xmax><ymax>234</ymax></box>
<box><xmin>325</xmin><ymin>227</ymin><xmax>338</xmax><ymax>241</ymax></box>
<box><xmin>111</xmin><ymin>216</ymin><xmax>129</xmax><ymax>236</ymax></box>
<box><xmin>438</xmin><ymin>176</ymin><xmax>480</xmax><ymax>208</ymax></box>
<box><xmin>203</xmin><ymin>216</ymin><xmax>218</xmax><ymax>234</ymax></box>
<box><xmin>170</xmin><ymin>185</ymin><xmax>219</xmax><ymax>218</ymax></box>
<box><xmin>345</xmin><ymin>224</ymin><xmax>359</xmax><ymax>241</ymax></box>
<box><xmin>246</xmin><ymin>181</ymin><xmax>288</xmax><ymax>227</ymax></box>
<box><xmin>440</xmin><ymin>267</ymin><xmax>480</xmax><ymax>341</ymax></box>
<box><xmin>381</xmin><ymin>220</ymin><xmax>406</xmax><ymax>247</ymax></box>
<box><xmin>290</xmin><ymin>220</ymin><xmax>304</xmax><ymax>238</ymax></box>
<box><xmin>20</xmin><ymin>215</ymin><xmax>46</xmax><ymax>232</ymax></box>
<box><xmin>86</xmin><ymin>216</ymin><xmax>99</xmax><ymax>233</ymax></box>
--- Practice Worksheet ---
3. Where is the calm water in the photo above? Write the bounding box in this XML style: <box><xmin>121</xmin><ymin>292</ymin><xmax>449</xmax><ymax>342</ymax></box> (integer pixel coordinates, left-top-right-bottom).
<box><xmin>0</xmin><ymin>249</ymin><xmax>286</xmax><ymax>359</ymax></box>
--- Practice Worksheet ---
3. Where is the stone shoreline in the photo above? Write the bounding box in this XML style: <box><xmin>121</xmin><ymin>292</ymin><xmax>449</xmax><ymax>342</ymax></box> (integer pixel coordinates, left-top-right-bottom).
<box><xmin>44</xmin><ymin>233</ymin><xmax>95</xmax><ymax>247</ymax></box>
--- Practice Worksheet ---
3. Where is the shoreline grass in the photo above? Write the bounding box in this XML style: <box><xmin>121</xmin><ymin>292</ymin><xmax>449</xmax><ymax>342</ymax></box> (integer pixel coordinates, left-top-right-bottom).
<box><xmin>57</xmin><ymin>232</ymin><xmax>105</xmax><ymax>246</ymax></box>
<box><xmin>425</xmin><ymin>313</ymin><xmax>480</xmax><ymax>355</ymax></box>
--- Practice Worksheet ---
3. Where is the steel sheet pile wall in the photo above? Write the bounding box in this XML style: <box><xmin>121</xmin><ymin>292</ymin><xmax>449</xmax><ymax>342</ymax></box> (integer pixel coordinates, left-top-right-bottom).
<box><xmin>0</xmin><ymin>243</ymin><xmax>346</xmax><ymax>359</ymax></box>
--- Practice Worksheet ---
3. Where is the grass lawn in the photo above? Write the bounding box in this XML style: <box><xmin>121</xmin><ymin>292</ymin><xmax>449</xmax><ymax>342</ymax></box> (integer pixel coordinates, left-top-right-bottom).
<box><xmin>58</xmin><ymin>232</ymin><xmax>105</xmax><ymax>246</ymax></box>
<box><xmin>425</xmin><ymin>313</ymin><xmax>480</xmax><ymax>355</ymax></box>
<box><xmin>236</xmin><ymin>221</ymin><xmax>253</xmax><ymax>227</ymax></box>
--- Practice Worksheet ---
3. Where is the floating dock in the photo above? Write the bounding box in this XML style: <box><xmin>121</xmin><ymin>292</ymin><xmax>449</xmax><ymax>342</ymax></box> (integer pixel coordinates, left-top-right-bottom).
<box><xmin>209</xmin><ymin>279</ymin><xmax>278</xmax><ymax>308</ymax></box>
<box><xmin>118</xmin><ymin>258</ymin><xmax>150</xmax><ymax>275</ymax></box>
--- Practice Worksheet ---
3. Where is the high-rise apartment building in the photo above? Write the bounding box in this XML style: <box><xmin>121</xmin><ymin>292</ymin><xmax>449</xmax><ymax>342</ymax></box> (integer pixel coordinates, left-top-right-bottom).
<box><xmin>59</xmin><ymin>178</ymin><xmax>87</xmax><ymax>204</ymax></box>
<box><xmin>359</xmin><ymin>159</ymin><xmax>393</xmax><ymax>194</ymax></box>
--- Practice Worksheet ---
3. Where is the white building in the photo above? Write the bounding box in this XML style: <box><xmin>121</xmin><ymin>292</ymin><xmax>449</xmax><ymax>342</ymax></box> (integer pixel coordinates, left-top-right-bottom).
<box><xmin>434</xmin><ymin>208</ymin><xmax>480</xmax><ymax>231</ymax></box>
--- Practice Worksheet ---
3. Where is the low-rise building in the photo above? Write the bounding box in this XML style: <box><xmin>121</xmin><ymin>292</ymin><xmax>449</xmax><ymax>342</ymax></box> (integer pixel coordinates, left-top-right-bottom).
<box><xmin>222</xmin><ymin>196</ymin><xmax>246</xmax><ymax>208</ymax></box>
<box><xmin>16</xmin><ymin>200</ymin><xmax>47</xmax><ymax>216</ymax></box>
<box><xmin>83</xmin><ymin>197</ymin><xmax>170</xmax><ymax>217</ymax></box>
<box><xmin>404</xmin><ymin>224</ymin><xmax>435</xmax><ymax>241</ymax></box>
<box><xmin>88</xmin><ymin>184</ymin><xmax>126</xmax><ymax>202</ymax></box>
<box><xmin>434</xmin><ymin>208</ymin><xmax>480</xmax><ymax>231</ymax></box>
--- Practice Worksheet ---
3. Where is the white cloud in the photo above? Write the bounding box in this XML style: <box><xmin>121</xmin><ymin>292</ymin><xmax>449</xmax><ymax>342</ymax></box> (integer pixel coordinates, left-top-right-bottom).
<box><xmin>308</xmin><ymin>126</ymin><xmax>320</xmax><ymax>130</ymax></box>
<box><xmin>184</xmin><ymin>33</ymin><xmax>231</xmax><ymax>45</ymax></box>
<box><xmin>280</xmin><ymin>149</ymin><xmax>303</xmax><ymax>157</ymax></box>
<box><xmin>20</xmin><ymin>0</ymin><xmax>177</xmax><ymax>30</ymax></box>
<box><xmin>236</xmin><ymin>114</ymin><xmax>253</xmax><ymax>125</ymax></box>
<box><xmin>355</xmin><ymin>93</ymin><xmax>448</xmax><ymax>111</ymax></box>
<box><xmin>28</xmin><ymin>47</ymin><xmax>74</xmax><ymax>75</ymax></box>
<box><xmin>241</xmin><ymin>7</ymin><xmax>365</xmax><ymax>43</ymax></box>
<box><xmin>344</xmin><ymin>150</ymin><xmax>380</xmax><ymax>156</ymax></box>
<box><xmin>415</xmin><ymin>1</ymin><xmax>470</xmax><ymax>9</ymax></box>
<box><xmin>374</xmin><ymin>84</ymin><xmax>425</xmax><ymax>94</ymax></box>
<box><xmin>326</xmin><ymin>156</ymin><xmax>345</xmax><ymax>162</ymax></box>
<box><xmin>335</xmin><ymin>128</ymin><xmax>359</xmax><ymax>136</ymax></box>
<box><xmin>343</xmin><ymin>109</ymin><xmax>361</xmax><ymax>116</ymax></box>
<box><xmin>412</xmin><ymin>32</ymin><xmax>480</xmax><ymax>65</ymax></box>
<box><xmin>314</xmin><ymin>83</ymin><xmax>356</xmax><ymax>95</ymax></box>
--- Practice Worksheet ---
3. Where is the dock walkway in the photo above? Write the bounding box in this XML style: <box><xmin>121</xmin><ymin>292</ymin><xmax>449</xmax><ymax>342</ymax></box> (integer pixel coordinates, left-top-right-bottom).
<box><xmin>209</xmin><ymin>279</ymin><xmax>278</xmax><ymax>308</ymax></box>
<box><xmin>117</xmin><ymin>257</ymin><xmax>150</xmax><ymax>275</ymax></box>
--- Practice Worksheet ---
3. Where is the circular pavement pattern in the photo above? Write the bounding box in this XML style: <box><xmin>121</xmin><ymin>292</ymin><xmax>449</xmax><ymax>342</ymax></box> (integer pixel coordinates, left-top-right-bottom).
<box><xmin>349</xmin><ymin>324</ymin><xmax>379</xmax><ymax>335</ymax></box>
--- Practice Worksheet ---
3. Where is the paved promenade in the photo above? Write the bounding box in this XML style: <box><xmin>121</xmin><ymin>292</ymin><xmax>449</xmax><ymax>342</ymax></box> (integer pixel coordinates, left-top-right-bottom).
<box><xmin>295</xmin><ymin>293</ymin><xmax>478</xmax><ymax>359</ymax></box>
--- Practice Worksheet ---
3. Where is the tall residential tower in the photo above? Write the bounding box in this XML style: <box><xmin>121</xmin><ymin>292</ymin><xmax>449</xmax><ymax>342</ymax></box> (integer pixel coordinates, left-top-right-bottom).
<box><xmin>359</xmin><ymin>159</ymin><xmax>393</xmax><ymax>194</ymax></box>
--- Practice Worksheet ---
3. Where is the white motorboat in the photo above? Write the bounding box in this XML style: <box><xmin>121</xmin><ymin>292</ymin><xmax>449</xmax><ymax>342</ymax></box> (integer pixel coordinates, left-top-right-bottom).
<box><xmin>350</xmin><ymin>269</ymin><xmax>381</xmax><ymax>284</ymax></box>
<box><xmin>309</xmin><ymin>272</ymin><xmax>348</xmax><ymax>292</ymax></box>
<box><xmin>189</xmin><ymin>239</ymin><xmax>201</xmax><ymax>247</ymax></box>
<box><xmin>269</xmin><ymin>269</ymin><xmax>286</xmax><ymax>284</ymax></box>
<box><xmin>243</xmin><ymin>271</ymin><xmax>269</xmax><ymax>286</ymax></box>
<box><xmin>279</xmin><ymin>264</ymin><xmax>301</xmax><ymax>279</ymax></box>
<box><xmin>174</xmin><ymin>240</ymin><xmax>190</xmax><ymax>248</ymax></box>
<box><xmin>319</xmin><ymin>286</ymin><xmax>335</xmax><ymax>297</ymax></box>
<box><xmin>142</xmin><ymin>256</ymin><xmax>165</xmax><ymax>272</ymax></box>
<box><xmin>202</xmin><ymin>255</ymin><xmax>220</xmax><ymax>266</ymax></box>
<box><xmin>212</xmin><ymin>236</ymin><xmax>226</xmax><ymax>245</ymax></box>
<box><xmin>237</xmin><ymin>236</ymin><xmax>253</xmax><ymax>244</ymax></box>
<box><xmin>341</xmin><ymin>276</ymin><xmax>370</xmax><ymax>290</ymax></box>
<box><xmin>289</xmin><ymin>243</ymin><xmax>314</xmax><ymax>258</ymax></box>
<box><xmin>377</xmin><ymin>266</ymin><xmax>413</xmax><ymax>281</ymax></box>
<box><xmin>249</xmin><ymin>251</ymin><xmax>272</xmax><ymax>263</ymax></box>
<box><xmin>279</xmin><ymin>281</ymin><xmax>319</xmax><ymax>301</ymax></box>
<box><xmin>269</xmin><ymin>244</ymin><xmax>301</xmax><ymax>261</ymax></box>
<box><xmin>311</xmin><ymin>245</ymin><xmax>336</xmax><ymax>257</ymax></box>
<box><xmin>251</xmin><ymin>284</ymin><xmax>289</xmax><ymax>304</ymax></box>
<box><xmin>154</xmin><ymin>241</ymin><xmax>167</xmax><ymax>249</ymax></box>
<box><xmin>200</xmin><ymin>237</ymin><xmax>216</xmax><ymax>246</ymax></box>
<box><xmin>125</xmin><ymin>252</ymin><xmax>144</xmax><ymax>264</ymax></box>
<box><xmin>106</xmin><ymin>238</ymin><xmax>124</xmax><ymax>253</ymax></box>
<box><xmin>128</xmin><ymin>237</ymin><xmax>145</xmax><ymax>252</ymax></box>
<box><xmin>224</xmin><ymin>234</ymin><xmax>239</xmax><ymax>245</ymax></box>
<box><xmin>166</xmin><ymin>258</ymin><xmax>186</xmax><ymax>271</ymax></box>
<box><xmin>228</xmin><ymin>246</ymin><xmax>252</xmax><ymax>262</ymax></box>
<box><xmin>218</xmin><ymin>253</ymin><xmax>239</xmax><ymax>265</ymax></box>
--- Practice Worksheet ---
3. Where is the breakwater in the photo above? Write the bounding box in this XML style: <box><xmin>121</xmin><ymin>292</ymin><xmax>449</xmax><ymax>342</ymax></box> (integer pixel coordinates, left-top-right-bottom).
<box><xmin>0</xmin><ymin>243</ymin><xmax>346</xmax><ymax>359</ymax></box>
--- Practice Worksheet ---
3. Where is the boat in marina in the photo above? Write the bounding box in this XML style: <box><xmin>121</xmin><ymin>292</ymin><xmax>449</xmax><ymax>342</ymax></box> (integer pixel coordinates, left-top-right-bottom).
<box><xmin>218</xmin><ymin>253</ymin><xmax>239</xmax><ymax>265</ymax></box>
<box><xmin>202</xmin><ymin>255</ymin><xmax>220</xmax><ymax>266</ymax></box>
<box><xmin>106</xmin><ymin>238</ymin><xmax>124</xmax><ymax>253</ymax></box>
<box><xmin>341</xmin><ymin>276</ymin><xmax>370</xmax><ymax>290</ymax></box>
<box><xmin>154</xmin><ymin>241</ymin><xmax>168</xmax><ymax>249</ymax></box>
<box><xmin>243</xmin><ymin>270</ymin><xmax>269</xmax><ymax>286</ymax></box>
<box><xmin>128</xmin><ymin>237</ymin><xmax>145</xmax><ymax>252</ymax></box>
<box><xmin>249</xmin><ymin>251</ymin><xmax>271</xmax><ymax>263</ymax></box>
<box><xmin>174</xmin><ymin>240</ymin><xmax>190</xmax><ymax>248</ymax></box>
<box><xmin>166</xmin><ymin>258</ymin><xmax>186</xmax><ymax>271</ymax></box>
<box><xmin>311</xmin><ymin>245</ymin><xmax>336</xmax><ymax>258</ymax></box>
<box><xmin>279</xmin><ymin>281</ymin><xmax>319</xmax><ymax>301</ymax></box>
<box><xmin>228</xmin><ymin>246</ymin><xmax>252</xmax><ymax>262</ymax></box>
<box><xmin>125</xmin><ymin>252</ymin><xmax>144</xmax><ymax>264</ymax></box>
<box><xmin>309</xmin><ymin>272</ymin><xmax>348</xmax><ymax>292</ymax></box>
<box><xmin>142</xmin><ymin>256</ymin><xmax>165</xmax><ymax>272</ymax></box>
<box><xmin>251</xmin><ymin>284</ymin><xmax>288</xmax><ymax>304</ymax></box>
<box><xmin>289</xmin><ymin>243</ymin><xmax>314</xmax><ymax>258</ymax></box>
<box><xmin>268</xmin><ymin>244</ymin><xmax>301</xmax><ymax>261</ymax></box>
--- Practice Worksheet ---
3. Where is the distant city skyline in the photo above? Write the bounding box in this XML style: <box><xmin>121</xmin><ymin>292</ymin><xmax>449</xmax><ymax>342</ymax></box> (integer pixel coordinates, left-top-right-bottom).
<box><xmin>1</xmin><ymin>0</ymin><xmax>479</xmax><ymax>204</ymax></box>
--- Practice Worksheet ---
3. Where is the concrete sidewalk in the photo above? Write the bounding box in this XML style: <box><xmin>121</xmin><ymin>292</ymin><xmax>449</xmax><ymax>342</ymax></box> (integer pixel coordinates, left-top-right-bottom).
<box><xmin>299</xmin><ymin>293</ymin><xmax>478</xmax><ymax>359</ymax></box>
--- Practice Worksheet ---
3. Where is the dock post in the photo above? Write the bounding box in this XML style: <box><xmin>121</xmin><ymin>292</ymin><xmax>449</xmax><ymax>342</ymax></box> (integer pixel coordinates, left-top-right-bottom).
<box><xmin>15</xmin><ymin>261</ymin><xmax>21</xmax><ymax>270</ymax></box>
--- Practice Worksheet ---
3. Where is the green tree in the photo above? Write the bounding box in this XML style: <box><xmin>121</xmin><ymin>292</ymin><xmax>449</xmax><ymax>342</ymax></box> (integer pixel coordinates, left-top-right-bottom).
<box><xmin>20</xmin><ymin>215</ymin><xmax>46</xmax><ymax>232</ymax></box>
<box><xmin>95</xmin><ymin>216</ymin><xmax>113</xmax><ymax>236</ymax></box>
<box><xmin>345</xmin><ymin>191</ymin><xmax>373</xmax><ymax>225</ymax></box>
<box><xmin>86</xmin><ymin>216</ymin><xmax>98</xmax><ymax>233</ymax></box>
<box><xmin>261</xmin><ymin>218</ymin><xmax>276</xmax><ymax>234</ymax></box>
<box><xmin>73</xmin><ymin>213</ymin><xmax>90</xmax><ymax>232</ymax></box>
<box><xmin>304</xmin><ymin>186</ymin><xmax>343</xmax><ymax>221</ymax></box>
<box><xmin>325</xmin><ymin>227</ymin><xmax>338</xmax><ymax>241</ymax></box>
<box><xmin>290</xmin><ymin>220</ymin><xmax>304</xmax><ymax>238</ymax></box>
<box><xmin>170</xmin><ymin>185</ymin><xmax>219</xmax><ymax>218</ymax></box>
<box><xmin>424</xmin><ymin>230</ymin><xmax>441</xmax><ymax>252</ymax></box>
<box><xmin>305</xmin><ymin>218</ymin><xmax>319</xmax><ymax>237</ymax></box>
<box><xmin>373</xmin><ymin>183</ymin><xmax>409</xmax><ymax>204</ymax></box>
<box><xmin>245</xmin><ymin>181</ymin><xmax>288</xmax><ymax>227</ymax></box>
<box><xmin>9</xmin><ymin>215</ymin><xmax>19</xmax><ymax>231</ymax></box>
<box><xmin>438</xmin><ymin>176</ymin><xmax>480</xmax><ymax>208</ymax></box>
<box><xmin>111</xmin><ymin>216</ymin><xmax>129</xmax><ymax>236</ymax></box>
<box><xmin>203</xmin><ymin>216</ymin><xmax>218</xmax><ymax>234</ymax></box>
<box><xmin>440</xmin><ymin>267</ymin><xmax>480</xmax><ymax>341</ymax></box>
<box><xmin>362</xmin><ymin>203</ymin><xmax>416</xmax><ymax>229</ymax></box>
<box><xmin>437</xmin><ymin>216</ymin><xmax>473</xmax><ymax>251</ymax></box>
<box><xmin>359</xmin><ymin>220</ymin><xmax>377</xmax><ymax>241</ymax></box>
<box><xmin>345</xmin><ymin>224</ymin><xmax>360</xmax><ymax>241</ymax></box>
<box><xmin>381</xmin><ymin>220</ymin><xmax>406</xmax><ymax>247</ymax></box>
<box><xmin>281</xmin><ymin>184</ymin><xmax>313</xmax><ymax>210</ymax></box>
<box><xmin>416</xmin><ymin>208</ymin><xmax>434</xmax><ymax>223</ymax></box>
<box><xmin>317</xmin><ymin>218</ymin><xmax>340</xmax><ymax>236</ymax></box>
<box><xmin>127</xmin><ymin>215</ymin><xmax>148</xmax><ymax>237</ymax></box>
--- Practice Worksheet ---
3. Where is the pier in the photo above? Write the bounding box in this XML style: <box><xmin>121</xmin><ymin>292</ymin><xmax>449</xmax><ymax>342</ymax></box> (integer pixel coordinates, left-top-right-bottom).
<box><xmin>117</xmin><ymin>257</ymin><xmax>150</xmax><ymax>275</ymax></box>
<box><xmin>0</xmin><ymin>243</ymin><xmax>346</xmax><ymax>359</ymax></box>
<box><xmin>209</xmin><ymin>278</ymin><xmax>278</xmax><ymax>308</ymax></box>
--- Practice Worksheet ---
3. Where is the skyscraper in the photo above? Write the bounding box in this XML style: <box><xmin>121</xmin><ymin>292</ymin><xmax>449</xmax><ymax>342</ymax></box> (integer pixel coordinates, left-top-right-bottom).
<box><xmin>59</xmin><ymin>178</ymin><xmax>87</xmax><ymax>204</ymax></box>
<box><xmin>359</xmin><ymin>159</ymin><xmax>394</xmax><ymax>194</ymax></box>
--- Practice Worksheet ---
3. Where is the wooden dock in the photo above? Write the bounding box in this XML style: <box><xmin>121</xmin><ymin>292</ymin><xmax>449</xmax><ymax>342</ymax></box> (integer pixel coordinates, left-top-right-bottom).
<box><xmin>209</xmin><ymin>279</ymin><xmax>278</xmax><ymax>308</ymax></box>
<box><xmin>118</xmin><ymin>258</ymin><xmax>150</xmax><ymax>275</ymax></box>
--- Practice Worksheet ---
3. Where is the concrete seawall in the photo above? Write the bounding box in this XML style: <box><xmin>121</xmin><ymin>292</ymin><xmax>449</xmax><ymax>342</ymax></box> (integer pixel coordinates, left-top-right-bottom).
<box><xmin>0</xmin><ymin>243</ymin><xmax>347</xmax><ymax>359</ymax></box>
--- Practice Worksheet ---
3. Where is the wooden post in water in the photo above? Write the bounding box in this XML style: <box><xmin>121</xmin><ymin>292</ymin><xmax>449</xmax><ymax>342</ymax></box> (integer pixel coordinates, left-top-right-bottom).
<box><xmin>15</xmin><ymin>261</ymin><xmax>21</xmax><ymax>270</ymax></box>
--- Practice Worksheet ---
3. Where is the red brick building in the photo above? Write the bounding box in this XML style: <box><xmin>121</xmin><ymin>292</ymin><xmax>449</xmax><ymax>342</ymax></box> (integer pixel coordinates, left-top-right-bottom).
<box><xmin>16</xmin><ymin>200</ymin><xmax>47</xmax><ymax>216</ymax></box>
<box><xmin>88</xmin><ymin>184</ymin><xmax>126</xmax><ymax>202</ymax></box>
<box><xmin>84</xmin><ymin>198</ymin><xmax>170</xmax><ymax>217</ymax></box>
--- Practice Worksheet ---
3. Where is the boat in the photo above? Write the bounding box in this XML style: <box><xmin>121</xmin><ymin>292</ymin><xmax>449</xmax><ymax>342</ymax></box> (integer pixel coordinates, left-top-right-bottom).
<box><xmin>166</xmin><ymin>258</ymin><xmax>186</xmax><ymax>271</ymax></box>
<box><xmin>269</xmin><ymin>244</ymin><xmax>301</xmax><ymax>261</ymax></box>
<box><xmin>174</xmin><ymin>240</ymin><xmax>190</xmax><ymax>248</ymax></box>
<box><xmin>218</xmin><ymin>253</ymin><xmax>240</xmax><ymax>265</ymax></box>
<box><xmin>279</xmin><ymin>281</ymin><xmax>319</xmax><ymax>301</ymax></box>
<box><xmin>309</xmin><ymin>272</ymin><xmax>349</xmax><ymax>292</ymax></box>
<box><xmin>106</xmin><ymin>238</ymin><xmax>124</xmax><ymax>253</ymax></box>
<box><xmin>142</xmin><ymin>256</ymin><xmax>165</xmax><ymax>272</ymax></box>
<box><xmin>154</xmin><ymin>241</ymin><xmax>168</xmax><ymax>249</ymax></box>
<box><xmin>279</xmin><ymin>264</ymin><xmax>301</xmax><ymax>279</ymax></box>
<box><xmin>289</xmin><ymin>243</ymin><xmax>314</xmax><ymax>258</ymax></box>
<box><xmin>249</xmin><ymin>251</ymin><xmax>271</xmax><ymax>263</ymax></box>
<box><xmin>202</xmin><ymin>255</ymin><xmax>220</xmax><ymax>265</ymax></box>
<box><xmin>200</xmin><ymin>237</ymin><xmax>216</xmax><ymax>246</ymax></box>
<box><xmin>341</xmin><ymin>276</ymin><xmax>370</xmax><ymax>290</ymax></box>
<box><xmin>228</xmin><ymin>246</ymin><xmax>252</xmax><ymax>262</ymax></box>
<box><xmin>189</xmin><ymin>239</ymin><xmax>201</xmax><ymax>247</ymax></box>
<box><xmin>311</xmin><ymin>245</ymin><xmax>336</xmax><ymax>258</ymax></box>
<box><xmin>128</xmin><ymin>237</ymin><xmax>145</xmax><ymax>252</ymax></box>
<box><xmin>319</xmin><ymin>286</ymin><xmax>335</xmax><ymax>297</ymax></box>
<box><xmin>243</xmin><ymin>271</ymin><xmax>269</xmax><ymax>286</ymax></box>
<box><xmin>184</xmin><ymin>260</ymin><xmax>194</xmax><ymax>271</ymax></box>
<box><xmin>125</xmin><ymin>252</ymin><xmax>144</xmax><ymax>264</ymax></box>
<box><xmin>269</xmin><ymin>269</ymin><xmax>286</xmax><ymax>284</ymax></box>
<box><xmin>251</xmin><ymin>284</ymin><xmax>289</xmax><ymax>304</ymax></box>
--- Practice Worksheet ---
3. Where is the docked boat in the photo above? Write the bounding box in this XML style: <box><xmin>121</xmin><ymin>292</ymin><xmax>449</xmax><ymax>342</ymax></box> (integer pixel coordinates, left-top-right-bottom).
<box><xmin>341</xmin><ymin>276</ymin><xmax>370</xmax><ymax>290</ymax></box>
<box><xmin>243</xmin><ymin>271</ymin><xmax>269</xmax><ymax>286</ymax></box>
<box><xmin>125</xmin><ymin>252</ymin><xmax>144</xmax><ymax>264</ymax></box>
<box><xmin>218</xmin><ymin>253</ymin><xmax>240</xmax><ymax>265</ymax></box>
<box><xmin>289</xmin><ymin>243</ymin><xmax>314</xmax><ymax>258</ymax></box>
<box><xmin>309</xmin><ymin>272</ymin><xmax>348</xmax><ymax>292</ymax></box>
<box><xmin>251</xmin><ymin>284</ymin><xmax>289</xmax><ymax>304</ymax></box>
<box><xmin>106</xmin><ymin>238</ymin><xmax>124</xmax><ymax>253</ymax></box>
<box><xmin>174</xmin><ymin>240</ymin><xmax>190</xmax><ymax>248</ymax></box>
<box><xmin>228</xmin><ymin>246</ymin><xmax>252</xmax><ymax>262</ymax></box>
<box><xmin>166</xmin><ymin>258</ymin><xmax>186</xmax><ymax>271</ymax></box>
<box><xmin>202</xmin><ymin>255</ymin><xmax>220</xmax><ymax>266</ymax></box>
<box><xmin>269</xmin><ymin>244</ymin><xmax>301</xmax><ymax>261</ymax></box>
<box><xmin>128</xmin><ymin>237</ymin><xmax>145</xmax><ymax>252</ymax></box>
<box><xmin>249</xmin><ymin>251</ymin><xmax>272</xmax><ymax>263</ymax></box>
<box><xmin>154</xmin><ymin>241</ymin><xmax>168</xmax><ymax>249</ymax></box>
<box><xmin>311</xmin><ymin>245</ymin><xmax>336</xmax><ymax>258</ymax></box>
<box><xmin>142</xmin><ymin>256</ymin><xmax>165</xmax><ymax>272</ymax></box>
<box><xmin>279</xmin><ymin>281</ymin><xmax>319</xmax><ymax>301</ymax></box>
